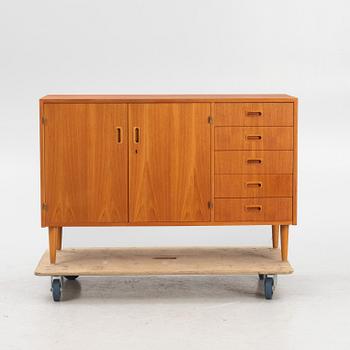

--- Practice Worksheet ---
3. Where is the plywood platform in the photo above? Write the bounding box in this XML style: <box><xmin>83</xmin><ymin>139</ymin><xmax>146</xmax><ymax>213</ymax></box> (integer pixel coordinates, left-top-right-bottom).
<box><xmin>35</xmin><ymin>247</ymin><xmax>293</xmax><ymax>276</ymax></box>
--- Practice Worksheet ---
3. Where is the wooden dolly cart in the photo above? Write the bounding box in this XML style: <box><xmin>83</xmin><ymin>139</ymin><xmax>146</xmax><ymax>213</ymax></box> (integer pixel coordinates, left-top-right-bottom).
<box><xmin>35</xmin><ymin>228</ymin><xmax>293</xmax><ymax>302</ymax></box>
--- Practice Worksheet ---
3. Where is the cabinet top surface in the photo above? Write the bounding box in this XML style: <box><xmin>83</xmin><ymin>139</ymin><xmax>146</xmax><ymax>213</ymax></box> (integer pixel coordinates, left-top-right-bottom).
<box><xmin>40</xmin><ymin>94</ymin><xmax>297</xmax><ymax>103</ymax></box>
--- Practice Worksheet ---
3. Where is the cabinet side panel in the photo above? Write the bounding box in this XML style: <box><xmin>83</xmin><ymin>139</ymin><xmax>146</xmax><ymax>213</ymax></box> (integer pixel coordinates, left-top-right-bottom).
<box><xmin>210</xmin><ymin>102</ymin><xmax>215</xmax><ymax>222</ymax></box>
<box><xmin>40</xmin><ymin>101</ymin><xmax>46</xmax><ymax>226</ymax></box>
<box><xmin>293</xmin><ymin>99</ymin><xmax>298</xmax><ymax>224</ymax></box>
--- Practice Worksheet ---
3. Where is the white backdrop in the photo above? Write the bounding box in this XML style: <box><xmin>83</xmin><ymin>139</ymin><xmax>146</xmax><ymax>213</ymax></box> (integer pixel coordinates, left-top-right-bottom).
<box><xmin>1</xmin><ymin>1</ymin><xmax>350</xmax><ymax>349</ymax></box>
<box><xmin>1</xmin><ymin>0</ymin><xmax>350</xmax><ymax>273</ymax></box>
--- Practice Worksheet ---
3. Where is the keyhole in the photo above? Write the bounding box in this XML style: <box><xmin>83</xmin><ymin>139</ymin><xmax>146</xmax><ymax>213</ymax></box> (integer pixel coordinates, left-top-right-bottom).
<box><xmin>135</xmin><ymin>149</ymin><xmax>138</xmax><ymax>154</ymax></box>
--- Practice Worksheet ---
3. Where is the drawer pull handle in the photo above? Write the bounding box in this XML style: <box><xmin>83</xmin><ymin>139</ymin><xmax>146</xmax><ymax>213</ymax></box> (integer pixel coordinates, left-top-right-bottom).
<box><xmin>246</xmin><ymin>135</ymin><xmax>262</xmax><ymax>141</ymax></box>
<box><xmin>246</xmin><ymin>182</ymin><xmax>262</xmax><ymax>188</ymax></box>
<box><xmin>134</xmin><ymin>127</ymin><xmax>141</xmax><ymax>144</ymax></box>
<box><xmin>247</xmin><ymin>159</ymin><xmax>262</xmax><ymax>164</ymax></box>
<box><xmin>245</xmin><ymin>205</ymin><xmax>262</xmax><ymax>211</ymax></box>
<box><xmin>116</xmin><ymin>127</ymin><xmax>123</xmax><ymax>144</ymax></box>
<box><xmin>246</xmin><ymin>111</ymin><xmax>262</xmax><ymax>116</ymax></box>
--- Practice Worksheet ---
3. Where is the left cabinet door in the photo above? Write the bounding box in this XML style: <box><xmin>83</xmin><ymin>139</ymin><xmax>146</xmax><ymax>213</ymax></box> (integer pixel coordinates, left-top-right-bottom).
<box><xmin>42</xmin><ymin>104</ymin><xmax>128</xmax><ymax>226</ymax></box>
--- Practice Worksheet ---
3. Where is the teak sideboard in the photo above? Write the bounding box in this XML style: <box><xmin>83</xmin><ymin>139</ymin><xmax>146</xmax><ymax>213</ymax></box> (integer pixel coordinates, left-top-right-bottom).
<box><xmin>39</xmin><ymin>94</ymin><xmax>297</xmax><ymax>265</ymax></box>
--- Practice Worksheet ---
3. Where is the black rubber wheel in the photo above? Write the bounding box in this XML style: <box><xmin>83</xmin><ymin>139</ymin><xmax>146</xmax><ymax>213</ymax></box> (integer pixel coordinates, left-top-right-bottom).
<box><xmin>258</xmin><ymin>274</ymin><xmax>265</xmax><ymax>281</ymax></box>
<box><xmin>264</xmin><ymin>277</ymin><xmax>274</xmax><ymax>300</ymax></box>
<box><xmin>64</xmin><ymin>275</ymin><xmax>79</xmax><ymax>281</ymax></box>
<box><xmin>52</xmin><ymin>279</ymin><xmax>62</xmax><ymax>302</ymax></box>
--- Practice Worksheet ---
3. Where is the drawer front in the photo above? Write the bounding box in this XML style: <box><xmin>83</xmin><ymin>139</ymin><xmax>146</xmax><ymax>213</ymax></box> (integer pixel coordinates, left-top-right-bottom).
<box><xmin>215</xmin><ymin>103</ymin><xmax>293</xmax><ymax>126</ymax></box>
<box><xmin>214</xmin><ymin>198</ymin><xmax>292</xmax><ymax>222</ymax></box>
<box><xmin>215</xmin><ymin>127</ymin><xmax>293</xmax><ymax>150</ymax></box>
<box><xmin>215</xmin><ymin>151</ymin><xmax>293</xmax><ymax>174</ymax></box>
<box><xmin>215</xmin><ymin>175</ymin><xmax>293</xmax><ymax>198</ymax></box>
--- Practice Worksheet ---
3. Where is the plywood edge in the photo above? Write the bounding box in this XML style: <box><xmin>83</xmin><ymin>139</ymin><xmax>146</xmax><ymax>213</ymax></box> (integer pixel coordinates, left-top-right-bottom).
<box><xmin>39</xmin><ymin>221</ymin><xmax>294</xmax><ymax>227</ymax></box>
<box><xmin>34</xmin><ymin>247</ymin><xmax>294</xmax><ymax>276</ymax></box>
<box><xmin>39</xmin><ymin>94</ymin><xmax>297</xmax><ymax>104</ymax></box>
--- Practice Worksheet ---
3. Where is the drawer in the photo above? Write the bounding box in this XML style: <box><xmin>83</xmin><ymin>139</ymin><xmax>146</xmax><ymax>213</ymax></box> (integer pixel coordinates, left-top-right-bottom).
<box><xmin>214</xmin><ymin>198</ymin><xmax>292</xmax><ymax>222</ymax></box>
<box><xmin>215</xmin><ymin>151</ymin><xmax>293</xmax><ymax>174</ymax></box>
<box><xmin>215</xmin><ymin>103</ymin><xmax>293</xmax><ymax>126</ymax></box>
<box><xmin>215</xmin><ymin>127</ymin><xmax>293</xmax><ymax>150</ymax></box>
<box><xmin>215</xmin><ymin>175</ymin><xmax>293</xmax><ymax>198</ymax></box>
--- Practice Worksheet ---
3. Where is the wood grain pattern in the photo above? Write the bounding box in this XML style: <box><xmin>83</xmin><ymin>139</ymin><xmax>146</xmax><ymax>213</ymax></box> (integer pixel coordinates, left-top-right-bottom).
<box><xmin>281</xmin><ymin>225</ymin><xmax>289</xmax><ymax>261</ymax></box>
<box><xmin>35</xmin><ymin>247</ymin><xmax>293</xmax><ymax>276</ymax></box>
<box><xmin>214</xmin><ymin>198</ymin><xmax>292</xmax><ymax>222</ymax></box>
<box><xmin>40</xmin><ymin>94</ymin><xmax>297</xmax><ymax>103</ymax></box>
<box><xmin>215</xmin><ymin>103</ymin><xmax>294</xmax><ymax>126</ymax></box>
<box><xmin>215</xmin><ymin>151</ymin><xmax>293</xmax><ymax>174</ymax></box>
<box><xmin>215</xmin><ymin>127</ymin><xmax>293</xmax><ymax>150</ymax></box>
<box><xmin>48</xmin><ymin>227</ymin><xmax>59</xmax><ymax>264</ymax></box>
<box><xmin>57</xmin><ymin>227</ymin><xmax>62</xmax><ymax>250</ymax></box>
<box><xmin>214</xmin><ymin>175</ymin><xmax>293</xmax><ymax>198</ymax></box>
<box><xmin>129</xmin><ymin>103</ymin><xmax>211</xmax><ymax>222</ymax></box>
<box><xmin>272</xmin><ymin>225</ymin><xmax>279</xmax><ymax>248</ymax></box>
<box><xmin>44</xmin><ymin>104</ymin><xmax>128</xmax><ymax>225</ymax></box>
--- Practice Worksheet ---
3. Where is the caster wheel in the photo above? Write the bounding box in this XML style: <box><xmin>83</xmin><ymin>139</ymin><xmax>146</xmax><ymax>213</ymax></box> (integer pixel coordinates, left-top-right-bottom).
<box><xmin>64</xmin><ymin>275</ymin><xmax>79</xmax><ymax>281</ymax></box>
<box><xmin>51</xmin><ymin>278</ymin><xmax>62</xmax><ymax>302</ymax></box>
<box><xmin>264</xmin><ymin>277</ymin><xmax>274</xmax><ymax>300</ymax></box>
<box><xmin>258</xmin><ymin>274</ymin><xmax>265</xmax><ymax>281</ymax></box>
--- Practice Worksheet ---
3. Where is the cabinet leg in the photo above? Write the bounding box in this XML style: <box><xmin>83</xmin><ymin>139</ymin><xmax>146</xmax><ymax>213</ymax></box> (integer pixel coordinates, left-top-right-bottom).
<box><xmin>57</xmin><ymin>227</ymin><xmax>62</xmax><ymax>250</ymax></box>
<box><xmin>48</xmin><ymin>227</ymin><xmax>59</xmax><ymax>264</ymax></box>
<box><xmin>272</xmin><ymin>225</ymin><xmax>279</xmax><ymax>248</ymax></box>
<box><xmin>280</xmin><ymin>225</ymin><xmax>289</xmax><ymax>261</ymax></box>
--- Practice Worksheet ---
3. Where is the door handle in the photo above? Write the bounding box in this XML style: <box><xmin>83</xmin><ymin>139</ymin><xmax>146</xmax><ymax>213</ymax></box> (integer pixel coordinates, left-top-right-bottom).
<box><xmin>116</xmin><ymin>127</ymin><xmax>123</xmax><ymax>144</ymax></box>
<box><xmin>247</xmin><ymin>159</ymin><xmax>262</xmax><ymax>164</ymax></box>
<box><xmin>246</xmin><ymin>111</ymin><xmax>262</xmax><ymax>116</ymax></box>
<box><xmin>246</xmin><ymin>182</ymin><xmax>262</xmax><ymax>188</ymax></box>
<box><xmin>246</xmin><ymin>135</ymin><xmax>262</xmax><ymax>141</ymax></box>
<box><xmin>134</xmin><ymin>127</ymin><xmax>141</xmax><ymax>144</ymax></box>
<box><xmin>245</xmin><ymin>205</ymin><xmax>262</xmax><ymax>211</ymax></box>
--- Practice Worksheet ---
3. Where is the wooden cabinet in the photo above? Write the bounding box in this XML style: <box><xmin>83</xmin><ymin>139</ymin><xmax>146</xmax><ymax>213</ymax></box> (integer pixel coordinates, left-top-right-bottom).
<box><xmin>40</xmin><ymin>94</ymin><xmax>298</xmax><ymax>263</ymax></box>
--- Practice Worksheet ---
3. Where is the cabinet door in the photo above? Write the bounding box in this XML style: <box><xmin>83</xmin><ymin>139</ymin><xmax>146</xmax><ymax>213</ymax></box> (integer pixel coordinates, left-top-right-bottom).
<box><xmin>43</xmin><ymin>104</ymin><xmax>128</xmax><ymax>225</ymax></box>
<box><xmin>129</xmin><ymin>103</ymin><xmax>211</xmax><ymax>222</ymax></box>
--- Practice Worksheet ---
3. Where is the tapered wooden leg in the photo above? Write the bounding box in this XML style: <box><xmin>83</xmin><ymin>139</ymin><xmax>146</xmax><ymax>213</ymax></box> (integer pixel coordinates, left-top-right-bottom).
<box><xmin>48</xmin><ymin>227</ymin><xmax>59</xmax><ymax>264</ymax></box>
<box><xmin>272</xmin><ymin>225</ymin><xmax>279</xmax><ymax>248</ymax></box>
<box><xmin>57</xmin><ymin>227</ymin><xmax>62</xmax><ymax>250</ymax></box>
<box><xmin>280</xmin><ymin>225</ymin><xmax>289</xmax><ymax>261</ymax></box>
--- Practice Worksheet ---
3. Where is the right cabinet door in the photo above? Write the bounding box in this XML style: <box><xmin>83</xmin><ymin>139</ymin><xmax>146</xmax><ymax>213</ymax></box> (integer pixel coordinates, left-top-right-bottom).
<box><xmin>214</xmin><ymin>103</ymin><xmax>294</xmax><ymax>222</ymax></box>
<box><xmin>129</xmin><ymin>103</ymin><xmax>211</xmax><ymax>223</ymax></box>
